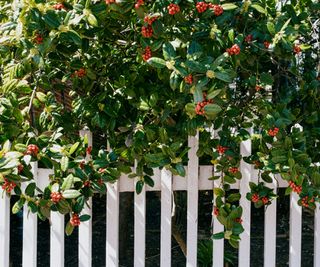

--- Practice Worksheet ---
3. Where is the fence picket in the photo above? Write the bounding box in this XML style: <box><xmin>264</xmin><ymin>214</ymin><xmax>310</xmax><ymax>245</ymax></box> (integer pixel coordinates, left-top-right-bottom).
<box><xmin>0</xmin><ymin>190</ymin><xmax>10</xmax><ymax>267</ymax></box>
<box><xmin>134</xmin><ymin>167</ymin><xmax>146</xmax><ymax>267</ymax></box>
<box><xmin>315</xmin><ymin>203</ymin><xmax>320</xmax><ymax>267</ymax></box>
<box><xmin>22</xmin><ymin>162</ymin><xmax>38</xmax><ymax>267</ymax></box>
<box><xmin>160</xmin><ymin>168</ymin><xmax>172</xmax><ymax>267</ymax></box>
<box><xmin>264</xmin><ymin>180</ymin><xmax>277</xmax><ymax>267</ymax></box>
<box><xmin>50</xmin><ymin>212</ymin><xmax>65</xmax><ymax>267</ymax></box>
<box><xmin>239</xmin><ymin>131</ymin><xmax>253</xmax><ymax>267</ymax></box>
<box><xmin>289</xmin><ymin>192</ymin><xmax>302</xmax><ymax>267</ymax></box>
<box><xmin>79</xmin><ymin>130</ymin><xmax>93</xmax><ymax>267</ymax></box>
<box><xmin>186</xmin><ymin>133</ymin><xmax>199</xmax><ymax>267</ymax></box>
<box><xmin>106</xmin><ymin>181</ymin><xmax>120</xmax><ymax>267</ymax></box>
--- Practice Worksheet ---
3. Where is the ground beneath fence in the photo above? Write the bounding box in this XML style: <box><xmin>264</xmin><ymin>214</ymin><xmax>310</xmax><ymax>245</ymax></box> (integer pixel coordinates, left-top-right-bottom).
<box><xmin>9</xmin><ymin>189</ymin><xmax>315</xmax><ymax>266</ymax></box>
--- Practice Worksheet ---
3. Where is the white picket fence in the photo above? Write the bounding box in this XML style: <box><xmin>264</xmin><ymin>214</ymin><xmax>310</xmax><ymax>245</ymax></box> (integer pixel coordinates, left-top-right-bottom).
<box><xmin>0</xmin><ymin>131</ymin><xmax>320</xmax><ymax>267</ymax></box>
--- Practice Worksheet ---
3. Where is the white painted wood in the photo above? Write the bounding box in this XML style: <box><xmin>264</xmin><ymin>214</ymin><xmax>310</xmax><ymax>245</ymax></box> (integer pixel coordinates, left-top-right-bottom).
<box><xmin>264</xmin><ymin>180</ymin><xmax>277</xmax><ymax>267</ymax></box>
<box><xmin>213</xmin><ymin>178</ymin><xmax>224</xmax><ymax>267</ymax></box>
<box><xmin>134</xmin><ymin>162</ymin><xmax>146</xmax><ymax>267</ymax></box>
<box><xmin>289</xmin><ymin>192</ymin><xmax>302</xmax><ymax>267</ymax></box>
<box><xmin>239</xmin><ymin>131</ymin><xmax>253</xmax><ymax>267</ymax></box>
<box><xmin>186</xmin><ymin>132</ymin><xmax>199</xmax><ymax>267</ymax></box>
<box><xmin>37</xmin><ymin>168</ymin><xmax>53</xmax><ymax>191</ymax></box>
<box><xmin>0</xmin><ymin>189</ymin><xmax>10</xmax><ymax>267</ymax></box>
<box><xmin>106</xmin><ymin>181</ymin><xmax>120</xmax><ymax>267</ymax></box>
<box><xmin>22</xmin><ymin>162</ymin><xmax>38</xmax><ymax>267</ymax></box>
<box><xmin>50</xmin><ymin>212</ymin><xmax>65</xmax><ymax>267</ymax></box>
<box><xmin>314</xmin><ymin>202</ymin><xmax>320</xmax><ymax>267</ymax></box>
<box><xmin>160</xmin><ymin>168</ymin><xmax>172</xmax><ymax>267</ymax></box>
<box><xmin>79</xmin><ymin>130</ymin><xmax>93</xmax><ymax>267</ymax></box>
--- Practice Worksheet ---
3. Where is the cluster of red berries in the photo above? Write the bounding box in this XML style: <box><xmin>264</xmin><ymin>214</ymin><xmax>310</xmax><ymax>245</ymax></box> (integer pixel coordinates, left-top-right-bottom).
<box><xmin>196</xmin><ymin>2</ymin><xmax>208</xmax><ymax>13</ymax></box>
<box><xmin>213</xmin><ymin>206</ymin><xmax>219</xmax><ymax>216</ymax></box>
<box><xmin>53</xmin><ymin>3</ymin><xmax>65</xmax><ymax>10</ymax></box>
<box><xmin>226</xmin><ymin>44</ymin><xmax>240</xmax><ymax>55</ymax></box>
<box><xmin>195</xmin><ymin>93</ymin><xmax>213</xmax><ymax>115</ymax></box>
<box><xmin>168</xmin><ymin>3</ymin><xmax>180</xmax><ymax>15</ymax></box>
<box><xmin>301</xmin><ymin>196</ymin><xmax>314</xmax><ymax>208</ymax></box>
<box><xmin>50</xmin><ymin>192</ymin><xmax>62</xmax><ymax>203</ymax></box>
<box><xmin>141</xmin><ymin>25</ymin><xmax>153</xmax><ymax>38</ymax></box>
<box><xmin>255</xmin><ymin>85</ymin><xmax>263</xmax><ymax>91</ymax></box>
<box><xmin>264</xmin><ymin>41</ymin><xmax>270</xmax><ymax>49</ymax></box>
<box><xmin>267</xmin><ymin>127</ymin><xmax>279</xmax><ymax>137</ymax></box>
<box><xmin>210</xmin><ymin>4</ymin><xmax>223</xmax><ymax>16</ymax></box>
<box><xmin>216</xmin><ymin>145</ymin><xmax>228</xmax><ymax>155</ymax></box>
<box><xmin>228</xmin><ymin>167</ymin><xmax>239</xmax><ymax>174</ymax></box>
<box><xmin>245</xmin><ymin>34</ymin><xmax>253</xmax><ymax>43</ymax></box>
<box><xmin>1</xmin><ymin>178</ymin><xmax>16</xmax><ymax>193</ymax></box>
<box><xmin>79</xmin><ymin>160</ymin><xmax>85</xmax><ymax>169</ymax></box>
<box><xmin>184</xmin><ymin>74</ymin><xmax>193</xmax><ymax>84</ymax></box>
<box><xmin>105</xmin><ymin>0</ymin><xmax>115</xmax><ymax>4</ymax></box>
<box><xmin>142</xmin><ymin>46</ymin><xmax>152</xmax><ymax>61</ymax></box>
<box><xmin>288</xmin><ymin>180</ymin><xmax>302</xmax><ymax>194</ymax></box>
<box><xmin>34</xmin><ymin>34</ymin><xmax>43</xmax><ymax>44</ymax></box>
<box><xmin>144</xmin><ymin>15</ymin><xmax>158</xmax><ymax>25</ymax></box>
<box><xmin>70</xmin><ymin>213</ymin><xmax>81</xmax><ymax>226</ymax></box>
<box><xmin>293</xmin><ymin>44</ymin><xmax>301</xmax><ymax>54</ymax></box>
<box><xmin>26</xmin><ymin>144</ymin><xmax>39</xmax><ymax>156</ymax></box>
<box><xmin>75</xmin><ymin>68</ymin><xmax>86</xmax><ymax>78</ymax></box>
<box><xmin>251</xmin><ymin>193</ymin><xmax>269</xmax><ymax>205</ymax></box>
<box><xmin>134</xmin><ymin>0</ymin><xmax>144</xmax><ymax>9</ymax></box>
<box><xmin>234</xmin><ymin>217</ymin><xmax>243</xmax><ymax>224</ymax></box>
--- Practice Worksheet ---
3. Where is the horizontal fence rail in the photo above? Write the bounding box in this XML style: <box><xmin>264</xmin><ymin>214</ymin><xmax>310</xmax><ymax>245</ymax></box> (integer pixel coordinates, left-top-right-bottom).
<box><xmin>0</xmin><ymin>132</ymin><xmax>319</xmax><ymax>267</ymax></box>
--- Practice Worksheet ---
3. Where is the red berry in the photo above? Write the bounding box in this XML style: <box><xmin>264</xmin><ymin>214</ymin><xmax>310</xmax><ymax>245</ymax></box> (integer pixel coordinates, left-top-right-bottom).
<box><xmin>80</xmin><ymin>160</ymin><xmax>85</xmax><ymax>169</ymax></box>
<box><xmin>264</xmin><ymin>41</ymin><xmax>270</xmax><ymax>49</ymax></box>
<box><xmin>261</xmin><ymin>196</ymin><xmax>269</xmax><ymax>205</ymax></box>
<box><xmin>141</xmin><ymin>25</ymin><xmax>153</xmax><ymax>38</ymax></box>
<box><xmin>184</xmin><ymin>74</ymin><xmax>193</xmax><ymax>85</ymax></box>
<box><xmin>144</xmin><ymin>15</ymin><xmax>158</xmax><ymax>25</ymax></box>
<box><xmin>227</xmin><ymin>44</ymin><xmax>240</xmax><ymax>56</ymax></box>
<box><xmin>293</xmin><ymin>44</ymin><xmax>301</xmax><ymax>54</ymax></box>
<box><xmin>70</xmin><ymin>213</ymin><xmax>81</xmax><ymax>226</ymax></box>
<box><xmin>142</xmin><ymin>46</ymin><xmax>152</xmax><ymax>61</ymax></box>
<box><xmin>105</xmin><ymin>0</ymin><xmax>115</xmax><ymax>4</ymax></box>
<box><xmin>268</xmin><ymin>127</ymin><xmax>279</xmax><ymax>137</ymax></box>
<box><xmin>34</xmin><ymin>34</ymin><xmax>43</xmax><ymax>44</ymax></box>
<box><xmin>235</xmin><ymin>217</ymin><xmax>243</xmax><ymax>224</ymax></box>
<box><xmin>216</xmin><ymin>145</ymin><xmax>228</xmax><ymax>155</ymax></box>
<box><xmin>212</xmin><ymin>4</ymin><xmax>223</xmax><ymax>16</ymax></box>
<box><xmin>86</xmin><ymin>146</ymin><xmax>92</xmax><ymax>155</ymax></box>
<box><xmin>213</xmin><ymin>207</ymin><xmax>219</xmax><ymax>216</ymax></box>
<box><xmin>75</xmin><ymin>68</ymin><xmax>86</xmax><ymax>78</ymax></box>
<box><xmin>134</xmin><ymin>0</ymin><xmax>144</xmax><ymax>8</ymax></box>
<box><xmin>255</xmin><ymin>85</ymin><xmax>263</xmax><ymax>91</ymax></box>
<box><xmin>251</xmin><ymin>193</ymin><xmax>259</xmax><ymax>203</ymax></box>
<box><xmin>26</xmin><ymin>144</ymin><xmax>39</xmax><ymax>156</ymax></box>
<box><xmin>196</xmin><ymin>2</ymin><xmax>208</xmax><ymax>13</ymax></box>
<box><xmin>245</xmin><ymin>34</ymin><xmax>253</xmax><ymax>43</ymax></box>
<box><xmin>18</xmin><ymin>164</ymin><xmax>24</xmax><ymax>173</ymax></box>
<box><xmin>83</xmin><ymin>180</ymin><xmax>91</xmax><ymax>187</ymax></box>
<box><xmin>53</xmin><ymin>3</ymin><xmax>65</xmax><ymax>10</ymax></box>
<box><xmin>1</xmin><ymin>178</ymin><xmax>16</xmax><ymax>194</ymax></box>
<box><xmin>50</xmin><ymin>192</ymin><xmax>62</xmax><ymax>203</ymax></box>
<box><xmin>168</xmin><ymin>3</ymin><xmax>180</xmax><ymax>15</ymax></box>
<box><xmin>229</xmin><ymin>167</ymin><xmax>239</xmax><ymax>174</ymax></box>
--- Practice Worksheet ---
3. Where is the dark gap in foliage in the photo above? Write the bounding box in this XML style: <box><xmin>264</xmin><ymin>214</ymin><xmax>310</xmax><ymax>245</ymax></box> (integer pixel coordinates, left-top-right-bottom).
<box><xmin>92</xmin><ymin>194</ymin><xmax>106</xmax><ymax>267</ymax></box>
<box><xmin>145</xmin><ymin>191</ymin><xmax>161</xmax><ymax>267</ymax></box>
<box><xmin>250</xmin><ymin>202</ymin><xmax>265</xmax><ymax>266</ymax></box>
<box><xmin>119</xmin><ymin>192</ymin><xmax>134</xmax><ymax>266</ymax></box>
<box><xmin>10</xmin><ymin>196</ymin><xmax>23</xmax><ymax>267</ymax></box>
<box><xmin>37</xmin><ymin>218</ymin><xmax>50</xmax><ymax>266</ymax></box>
<box><xmin>276</xmin><ymin>189</ymin><xmax>289</xmax><ymax>267</ymax></box>
<box><xmin>64</xmin><ymin>214</ymin><xmax>79</xmax><ymax>267</ymax></box>
<box><xmin>301</xmin><ymin>207</ymin><xmax>314</xmax><ymax>267</ymax></box>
